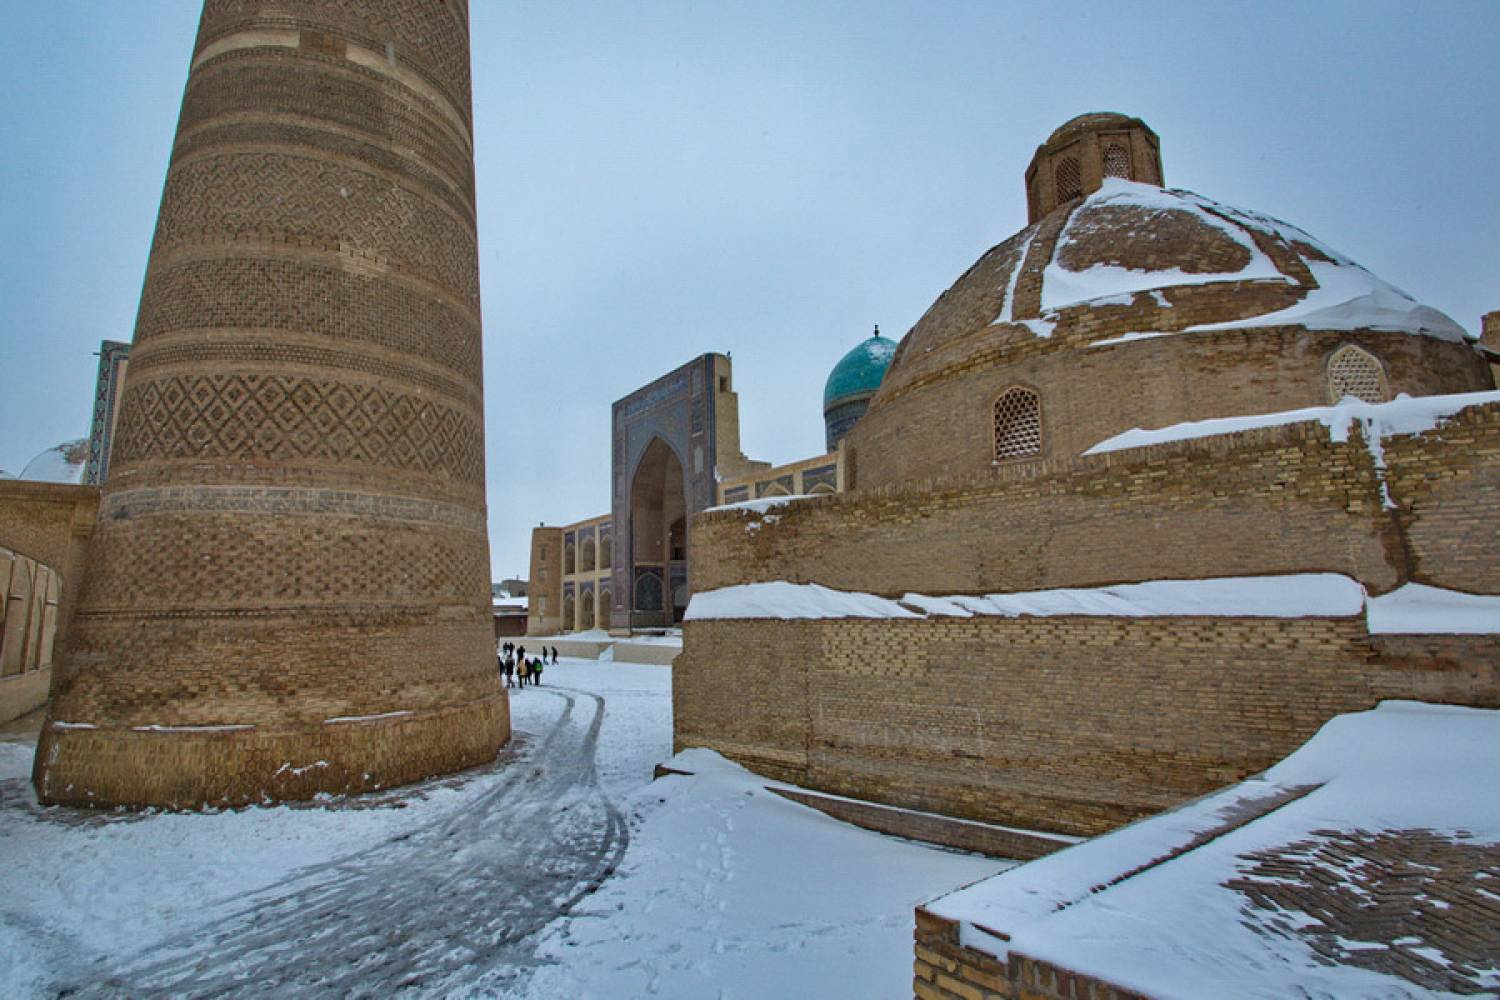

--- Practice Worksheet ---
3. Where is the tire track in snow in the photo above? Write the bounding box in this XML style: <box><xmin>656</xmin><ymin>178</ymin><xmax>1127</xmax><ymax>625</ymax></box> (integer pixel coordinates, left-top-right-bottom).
<box><xmin>62</xmin><ymin>686</ymin><xmax>628</xmax><ymax>998</ymax></box>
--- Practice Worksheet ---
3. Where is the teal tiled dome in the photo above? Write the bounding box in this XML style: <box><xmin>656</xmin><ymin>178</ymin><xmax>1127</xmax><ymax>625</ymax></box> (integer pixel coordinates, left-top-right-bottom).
<box><xmin>822</xmin><ymin>328</ymin><xmax>897</xmax><ymax>451</ymax></box>
<box><xmin>823</xmin><ymin>330</ymin><xmax>897</xmax><ymax>411</ymax></box>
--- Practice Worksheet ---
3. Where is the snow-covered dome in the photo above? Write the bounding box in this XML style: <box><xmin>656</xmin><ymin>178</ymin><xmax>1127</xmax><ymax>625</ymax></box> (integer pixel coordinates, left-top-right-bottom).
<box><xmin>19</xmin><ymin>439</ymin><xmax>89</xmax><ymax>485</ymax></box>
<box><xmin>846</xmin><ymin>117</ymin><xmax>1492</xmax><ymax>492</ymax></box>
<box><xmin>887</xmin><ymin>177</ymin><xmax>1471</xmax><ymax>390</ymax></box>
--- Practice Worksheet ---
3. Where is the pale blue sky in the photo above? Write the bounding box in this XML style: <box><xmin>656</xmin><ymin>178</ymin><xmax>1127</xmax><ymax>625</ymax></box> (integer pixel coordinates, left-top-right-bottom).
<box><xmin>2</xmin><ymin>2</ymin><xmax>1496</xmax><ymax>578</ymax></box>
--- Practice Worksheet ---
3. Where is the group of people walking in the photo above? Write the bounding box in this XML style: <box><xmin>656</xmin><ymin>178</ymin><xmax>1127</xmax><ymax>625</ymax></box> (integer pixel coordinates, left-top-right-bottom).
<box><xmin>497</xmin><ymin>641</ymin><xmax>559</xmax><ymax>689</ymax></box>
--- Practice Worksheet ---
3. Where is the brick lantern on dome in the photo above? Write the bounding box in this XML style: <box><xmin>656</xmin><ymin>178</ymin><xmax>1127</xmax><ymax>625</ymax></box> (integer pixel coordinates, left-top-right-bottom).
<box><xmin>1024</xmin><ymin>112</ymin><xmax>1164</xmax><ymax>223</ymax></box>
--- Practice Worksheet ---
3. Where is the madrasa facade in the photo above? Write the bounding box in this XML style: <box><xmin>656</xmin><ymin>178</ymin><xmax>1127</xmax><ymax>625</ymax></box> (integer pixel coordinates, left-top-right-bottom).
<box><xmin>676</xmin><ymin>112</ymin><xmax>1500</xmax><ymax>840</ymax></box>
<box><xmin>526</xmin><ymin>332</ymin><xmax>896</xmax><ymax>636</ymax></box>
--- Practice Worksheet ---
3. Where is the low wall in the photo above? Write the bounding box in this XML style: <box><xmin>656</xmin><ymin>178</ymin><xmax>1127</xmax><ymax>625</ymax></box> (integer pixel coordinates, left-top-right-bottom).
<box><xmin>676</xmin><ymin>615</ymin><xmax>1500</xmax><ymax>838</ymax></box>
<box><xmin>0</xmin><ymin>668</ymin><xmax>50</xmax><ymax>726</ymax></box>
<box><xmin>532</xmin><ymin>637</ymin><xmax>614</xmax><ymax>659</ymax></box>
<box><xmin>914</xmin><ymin>909</ymin><xmax>1129</xmax><ymax>1000</ymax></box>
<box><xmin>772</xmin><ymin>787</ymin><xmax>1072</xmax><ymax>860</ymax></box>
<box><xmin>610</xmin><ymin>641</ymin><xmax>680</xmax><ymax>665</ymax></box>
<box><xmin>0</xmin><ymin>481</ymin><xmax>99</xmax><ymax>723</ymax></box>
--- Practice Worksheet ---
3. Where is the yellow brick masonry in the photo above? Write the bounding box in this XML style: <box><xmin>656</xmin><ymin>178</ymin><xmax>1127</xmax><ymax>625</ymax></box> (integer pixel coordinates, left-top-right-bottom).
<box><xmin>677</xmin><ymin>401</ymin><xmax>1500</xmax><ymax>837</ymax></box>
<box><xmin>691</xmin><ymin>401</ymin><xmax>1500</xmax><ymax>599</ymax></box>
<box><xmin>915</xmin><ymin>908</ymin><xmax>1149</xmax><ymax>1000</ymax></box>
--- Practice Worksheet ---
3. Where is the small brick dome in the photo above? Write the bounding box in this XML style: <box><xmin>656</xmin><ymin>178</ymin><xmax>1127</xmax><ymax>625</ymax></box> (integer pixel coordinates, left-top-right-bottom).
<box><xmin>1026</xmin><ymin>112</ymin><xmax>1163</xmax><ymax>223</ymax></box>
<box><xmin>845</xmin><ymin>117</ymin><xmax>1491</xmax><ymax>492</ymax></box>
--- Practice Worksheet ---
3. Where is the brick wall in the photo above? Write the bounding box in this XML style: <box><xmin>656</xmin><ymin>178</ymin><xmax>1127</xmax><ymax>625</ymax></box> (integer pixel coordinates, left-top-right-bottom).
<box><xmin>693</xmin><ymin>417</ymin><xmax>1398</xmax><ymax>599</ymax></box>
<box><xmin>915</xmin><ymin>909</ymin><xmax>1142</xmax><ymax>1000</ymax></box>
<box><xmin>853</xmin><ymin>324</ymin><xmax>1491</xmax><ymax>493</ymax></box>
<box><xmin>678</xmin><ymin>614</ymin><xmax>1500</xmax><ymax>839</ymax></box>
<box><xmin>0</xmin><ymin>482</ymin><xmax>99</xmax><ymax>723</ymax></box>
<box><xmin>679</xmin><ymin>403</ymin><xmax>1500</xmax><ymax>837</ymax></box>
<box><xmin>528</xmin><ymin>526</ymin><xmax>563</xmax><ymax>635</ymax></box>
<box><xmin>1382</xmin><ymin>401</ymin><xmax>1500</xmax><ymax>593</ymax></box>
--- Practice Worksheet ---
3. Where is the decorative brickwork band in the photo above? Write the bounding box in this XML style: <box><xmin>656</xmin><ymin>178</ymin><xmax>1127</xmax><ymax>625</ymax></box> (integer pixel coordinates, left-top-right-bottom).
<box><xmin>35</xmin><ymin>0</ymin><xmax>505</xmax><ymax>808</ymax></box>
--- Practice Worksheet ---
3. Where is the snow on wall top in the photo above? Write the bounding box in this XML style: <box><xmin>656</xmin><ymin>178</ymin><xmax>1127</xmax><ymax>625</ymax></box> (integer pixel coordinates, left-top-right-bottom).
<box><xmin>703</xmin><ymin>494</ymin><xmax>818</xmax><ymax>516</ymax></box>
<box><xmin>1083</xmin><ymin>389</ymin><xmax>1500</xmax><ymax>456</ymax></box>
<box><xmin>686</xmin><ymin>577</ymin><xmax>1498</xmax><ymax>635</ymax></box>
<box><xmin>925</xmin><ymin>700</ymin><xmax>1500</xmax><ymax>998</ymax></box>
<box><xmin>1002</xmin><ymin>178</ymin><xmax>1470</xmax><ymax>343</ymax></box>
<box><xmin>18</xmin><ymin>439</ymin><xmax>88</xmax><ymax>485</ymax></box>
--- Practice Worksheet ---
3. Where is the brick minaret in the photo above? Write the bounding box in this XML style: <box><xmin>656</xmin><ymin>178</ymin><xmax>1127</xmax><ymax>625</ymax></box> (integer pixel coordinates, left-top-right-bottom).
<box><xmin>34</xmin><ymin>0</ymin><xmax>506</xmax><ymax>807</ymax></box>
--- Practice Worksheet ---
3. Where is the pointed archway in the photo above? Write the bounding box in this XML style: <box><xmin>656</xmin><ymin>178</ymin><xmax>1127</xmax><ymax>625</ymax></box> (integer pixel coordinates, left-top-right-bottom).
<box><xmin>628</xmin><ymin>437</ymin><xmax>686</xmax><ymax>628</ymax></box>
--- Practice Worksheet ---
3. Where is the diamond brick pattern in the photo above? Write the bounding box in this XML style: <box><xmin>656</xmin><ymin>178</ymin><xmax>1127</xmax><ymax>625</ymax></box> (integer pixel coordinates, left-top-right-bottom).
<box><xmin>37</xmin><ymin>0</ymin><xmax>502</xmax><ymax>811</ymax></box>
<box><xmin>155</xmin><ymin>150</ymin><xmax>478</xmax><ymax>302</ymax></box>
<box><xmin>114</xmin><ymin>373</ymin><xmax>483</xmax><ymax>484</ymax></box>
<box><xmin>199</xmin><ymin>0</ymin><xmax>472</xmax><ymax>118</ymax></box>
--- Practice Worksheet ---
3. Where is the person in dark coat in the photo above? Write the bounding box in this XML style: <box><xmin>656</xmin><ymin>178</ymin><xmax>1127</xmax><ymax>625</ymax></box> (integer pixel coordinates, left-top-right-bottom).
<box><xmin>550</xmin><ymin>645</ymin><xmax>559</xmax><ymax>664</ymax></box>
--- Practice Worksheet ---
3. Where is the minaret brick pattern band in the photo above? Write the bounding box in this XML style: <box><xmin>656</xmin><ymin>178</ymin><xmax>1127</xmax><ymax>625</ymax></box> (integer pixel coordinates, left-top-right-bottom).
<box><xmin>33</xmin><ymin>0</ymin><xmax>507</xmax><ymax>808</ymax></box>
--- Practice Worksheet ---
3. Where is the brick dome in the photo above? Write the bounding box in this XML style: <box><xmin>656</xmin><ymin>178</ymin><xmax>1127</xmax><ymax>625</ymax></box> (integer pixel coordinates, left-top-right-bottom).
<box><xmin>1046</xmin><ymin>111</ymin><xmax>1137</xmax><ymax>146</ymax></box>
<box><xmin>846</xmin><ymin>138</ymin><xmax>1491</xmax><ymax>491</ymax></box>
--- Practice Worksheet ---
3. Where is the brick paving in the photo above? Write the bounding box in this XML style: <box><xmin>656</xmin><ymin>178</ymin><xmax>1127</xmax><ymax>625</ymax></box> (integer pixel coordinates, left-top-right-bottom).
<box><xmin>1226</xmin><ymin>828</ymin><xmax>1500</xmax><ymax>995</ymax></box>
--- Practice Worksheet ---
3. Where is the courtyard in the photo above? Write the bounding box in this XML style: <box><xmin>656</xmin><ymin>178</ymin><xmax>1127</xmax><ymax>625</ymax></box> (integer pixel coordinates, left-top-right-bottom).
<box><xmin>0</xmin><ymin>660</ymin><xmax>1005</xmax><ymax>998</ymax></box>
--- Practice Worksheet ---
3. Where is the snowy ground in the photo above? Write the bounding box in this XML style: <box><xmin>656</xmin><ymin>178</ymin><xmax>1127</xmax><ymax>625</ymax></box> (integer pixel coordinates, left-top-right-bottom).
<box><xmin>1</xmin><ymin>660</ymin><xmax>1006</xmax><ymax>998</ymax></box>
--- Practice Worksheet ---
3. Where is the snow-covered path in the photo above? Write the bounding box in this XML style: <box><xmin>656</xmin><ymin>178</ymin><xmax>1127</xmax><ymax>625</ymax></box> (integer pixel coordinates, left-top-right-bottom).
<box><xmin>62</xmin><ymin>685</ymin><xmax>625</xmax><ymax>997</ymax></box>
<box><xmin>3</xmin><ymin>661</ymin><xmax>1008</xmax><ymax>999</ymax></box>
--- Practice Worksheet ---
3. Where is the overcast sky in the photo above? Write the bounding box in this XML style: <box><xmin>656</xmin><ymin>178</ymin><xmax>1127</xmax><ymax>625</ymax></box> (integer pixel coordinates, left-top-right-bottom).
<box><xmin>2</xmin><ymin>2</ymin><xmax>1497</xmax><ymax>580</ymax></box>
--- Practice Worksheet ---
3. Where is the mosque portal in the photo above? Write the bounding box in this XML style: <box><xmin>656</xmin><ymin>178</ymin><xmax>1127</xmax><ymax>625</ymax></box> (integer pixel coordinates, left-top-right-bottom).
<box><xmin>628</xmin><ymin>438</ymin><xmax>687</xmax><ymax>627</ymax></box>
<box><xmin>595</xmin><ymin>355</ymin><xmax>765</xmax><ymax>634</ymax></box>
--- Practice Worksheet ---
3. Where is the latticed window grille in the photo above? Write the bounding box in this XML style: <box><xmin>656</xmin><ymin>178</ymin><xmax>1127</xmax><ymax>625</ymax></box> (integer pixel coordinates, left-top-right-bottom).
<box><xmin>1327</xmin><ymin>345</ymin><xmax>1390</xmax><ymax>404</ymax></box>
<box><xmin>1054</xmin><ymin>157</ymin><xmax>1082</xmax><ymax>202</ymax></box>
<box><xmin>1103</xmin><ymin>143</ymin><xmax>1131</xmax><ymax>179</ymax></box>
<box><xmin>994</xmin><ymin>387</ymin><xmax>1043</xmax><ymax>460</ymax></box>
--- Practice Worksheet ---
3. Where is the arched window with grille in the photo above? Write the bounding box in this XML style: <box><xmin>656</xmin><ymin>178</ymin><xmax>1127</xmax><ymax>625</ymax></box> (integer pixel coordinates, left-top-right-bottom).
<box><xmin>1327</xmin><ymin>345</ymin><xmax>1390</xmax><ymax>404</ymax></box>
<box><xmin>994</xmin><ymin>386</ymin><xmax>1043</xmax><ymax>461</ymax></box>
<box><xmin>1054</xmin><ymin>156</ymin><xmax>1082</xmax><ymax>202</ymax></box>
<box><xmin>1103</xmin><ymin>143</ymin><xmax>1131</xmax><ymax>179</ymax></box>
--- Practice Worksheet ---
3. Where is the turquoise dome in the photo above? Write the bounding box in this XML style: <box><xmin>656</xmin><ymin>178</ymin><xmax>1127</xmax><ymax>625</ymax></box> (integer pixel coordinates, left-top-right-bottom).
<box><xmin>823</xmin><ymin>331</ymin><xmax>897</xmax><ymax>411</ymax></box>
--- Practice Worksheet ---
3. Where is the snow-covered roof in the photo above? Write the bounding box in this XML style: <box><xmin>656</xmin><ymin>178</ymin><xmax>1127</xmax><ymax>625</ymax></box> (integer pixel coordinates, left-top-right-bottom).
<box><xmin>18</xmin><ymin>439</ymin><xmax>89</xmax><ymax>485</ymax></box>
<box><xmin>886</xmin><ymin>179</ymin><xmax>1474</xmax><ymax>399</ymax></box>
<box><xmin>1034</xmin><ymin>179</ymin><xmax>1470</xmax><ymax>342</ymax></box>
<box><xmin>925</xmin><ymin>700</ymin><xmax>1500</xmax><ymax>998</ymax></box>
